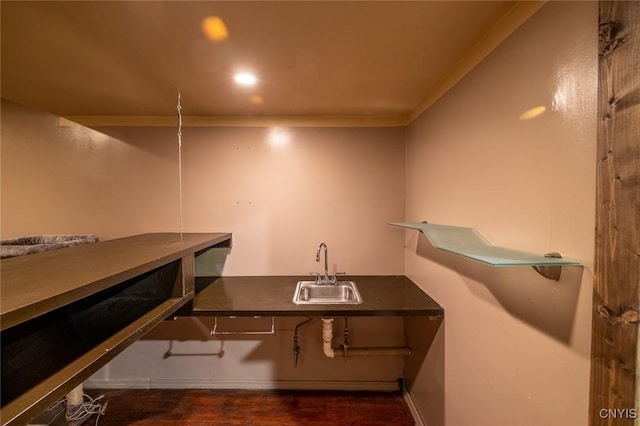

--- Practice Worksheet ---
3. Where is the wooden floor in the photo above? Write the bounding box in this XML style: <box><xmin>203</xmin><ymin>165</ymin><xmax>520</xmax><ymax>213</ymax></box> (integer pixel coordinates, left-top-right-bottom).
<box><xmin>85</xmin><ymin>389</ymin><xmax>416</xmax><ymax>426</ymax></box>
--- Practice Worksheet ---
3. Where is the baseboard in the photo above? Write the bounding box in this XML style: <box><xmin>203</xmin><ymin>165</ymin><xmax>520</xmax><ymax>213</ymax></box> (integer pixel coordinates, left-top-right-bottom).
<box><xmin>403</xmin><ymin>390</ymin><xmax>426</xmax><ymax>426</ymax></box>
<box><xmin>84</xmin><ymin>378</ymin><xmax>399</xmax><ymax>392</ymax></box>
<box><xmin>84</xmin><ymin>378</ymin><xmax>150</xmax><ymax>389</ymax></box>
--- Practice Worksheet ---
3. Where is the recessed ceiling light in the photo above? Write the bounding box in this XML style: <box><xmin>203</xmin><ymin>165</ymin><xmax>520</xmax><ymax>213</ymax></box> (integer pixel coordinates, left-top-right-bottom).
<box><xmin>234</xmin><ymin>72</ymin><xmax>257</xmax><ymax>86</ymax></box>
<box><xmin>201</xmin><ymin>16</ymin><xmax>228</xmax><ymax>41</ymax></box>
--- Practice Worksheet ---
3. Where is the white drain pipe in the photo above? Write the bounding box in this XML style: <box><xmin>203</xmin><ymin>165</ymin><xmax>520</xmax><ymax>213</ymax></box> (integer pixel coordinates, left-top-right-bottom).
<box><xmin>322</xmin><ymin>318</ymin><xmax>338</xmax><ymax>358</ymax></box>
<box><xmin>321</xmin><ymin>318</ymin><xmax>411</xmax><ymax>359</ymax></box>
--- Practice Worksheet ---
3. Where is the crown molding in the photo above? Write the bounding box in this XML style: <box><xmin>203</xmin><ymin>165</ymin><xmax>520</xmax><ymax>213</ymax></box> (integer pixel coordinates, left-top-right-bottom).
<box><xmin>408</xmin><ymin>0</ymin><xmax>547</xmax><ymax>123</ymax></box>
<box><xmin>62</xmin><ymin>114</ymin><xmax>409</xmax><ymax>128</ymax></box>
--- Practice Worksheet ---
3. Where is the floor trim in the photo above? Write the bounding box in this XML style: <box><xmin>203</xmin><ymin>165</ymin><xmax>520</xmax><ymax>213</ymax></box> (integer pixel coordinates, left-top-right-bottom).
<box><xmin>84</xmin><ymin>379</ymin><xmax>400</xmax><ymax>392</ymax></box>
<box><xmin>403</xmin><ymin>390</ymin><xmax>426</xmax><ymax>426</ymax></box>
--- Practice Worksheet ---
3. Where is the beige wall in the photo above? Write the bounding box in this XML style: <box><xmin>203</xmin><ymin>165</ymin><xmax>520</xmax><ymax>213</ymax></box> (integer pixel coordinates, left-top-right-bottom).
<box><xmin>404</xmin><ymin>2</ymin><xmax>596</xmax><ymax>425</ymax></box>
<box><xmin>179</xmin><ymin>125</ymin><xmax>406</xmax><ymax>276</ymax></box>
<box><xmin>1</xmin><ymin>101</ymin><xmax>181</xmax><ymax>238</ymax></box>
<box><xmin>1</xmin><ymin>105</ymin><xmax>406</xmax><ymax>275</ymax></box>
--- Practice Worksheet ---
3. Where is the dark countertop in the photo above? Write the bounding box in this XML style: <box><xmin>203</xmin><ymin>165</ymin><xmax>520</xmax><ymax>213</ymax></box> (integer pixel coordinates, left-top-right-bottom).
<box><xmin>192</xmin><ymin>275</ymin><xmax>444</xmax><ymax>317</ymax></box>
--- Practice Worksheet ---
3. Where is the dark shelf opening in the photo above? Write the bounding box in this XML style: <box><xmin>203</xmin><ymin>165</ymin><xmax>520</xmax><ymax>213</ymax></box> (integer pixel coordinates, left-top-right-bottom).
<box><xmin>1</xmin><ymin>260</ymin><xmax>180</xmax><ymax>406</ymax></box>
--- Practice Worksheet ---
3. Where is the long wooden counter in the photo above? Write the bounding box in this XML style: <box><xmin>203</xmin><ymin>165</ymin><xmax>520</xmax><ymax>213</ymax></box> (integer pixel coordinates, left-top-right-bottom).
<box><xmin>0</xmin><ymin>233</ymin><xmax>231</xmax><ymax>426</ymax></box>
<box><xmin>192</xmin><ymin>275</ymin><xmax>444</xmax><ymax>317</ymax></box>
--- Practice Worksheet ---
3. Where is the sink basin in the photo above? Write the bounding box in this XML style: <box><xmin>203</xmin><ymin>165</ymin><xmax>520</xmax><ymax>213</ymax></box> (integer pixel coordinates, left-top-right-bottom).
<box><xmin>293</xmin><ymin>280</ymin><xmax>363</xmax><ymax>305</ymax></box>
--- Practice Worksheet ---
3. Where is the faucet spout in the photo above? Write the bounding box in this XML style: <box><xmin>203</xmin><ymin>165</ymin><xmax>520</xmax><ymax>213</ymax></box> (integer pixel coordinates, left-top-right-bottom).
<box><xmin>316</xmin><ymin>243</ymin><xmax>330</xmax><ymax>284</ymax></box>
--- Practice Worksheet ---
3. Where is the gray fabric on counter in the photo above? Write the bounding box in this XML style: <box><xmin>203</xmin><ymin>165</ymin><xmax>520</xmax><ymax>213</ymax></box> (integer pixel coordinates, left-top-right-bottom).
<box><xmin>0</xmin><ymin>234</ymin><xmax>100</xmax><ymax>258</ymax></box>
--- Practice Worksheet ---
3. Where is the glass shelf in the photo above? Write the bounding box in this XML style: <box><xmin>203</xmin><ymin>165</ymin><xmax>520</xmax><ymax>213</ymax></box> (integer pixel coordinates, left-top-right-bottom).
<box><xmin>390</xmin><ymin>222</ymin><xmax>580</xmax><ymax>274</ymax></box>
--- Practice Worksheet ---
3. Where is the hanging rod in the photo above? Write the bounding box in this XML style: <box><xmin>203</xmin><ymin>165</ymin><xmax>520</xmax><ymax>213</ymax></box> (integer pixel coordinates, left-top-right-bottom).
<box><xmin>211</xmin><ymin>316</ymin><xmax>276</xmax><ymax>336</ymax></box>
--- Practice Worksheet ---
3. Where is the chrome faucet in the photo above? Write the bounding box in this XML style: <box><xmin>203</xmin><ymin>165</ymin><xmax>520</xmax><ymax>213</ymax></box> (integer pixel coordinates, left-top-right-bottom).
<box><xmin>316</xmin><ymin>242</ymin><xmax>332</xmax><ymax>284</ymax></box>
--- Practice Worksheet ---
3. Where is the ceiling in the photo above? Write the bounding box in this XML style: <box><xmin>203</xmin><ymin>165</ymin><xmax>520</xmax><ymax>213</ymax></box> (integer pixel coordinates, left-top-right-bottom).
<box><xmin>1</xmin><ymin>1</ymin><xmax>540</xmax><ymax>125</ymax></box>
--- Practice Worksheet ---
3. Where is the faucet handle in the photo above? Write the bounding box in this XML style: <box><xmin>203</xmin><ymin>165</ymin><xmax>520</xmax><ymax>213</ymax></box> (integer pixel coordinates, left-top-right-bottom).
<box><xmin>331</xmin><ymin>272</ymin><xmax>346</xmax><ymax>284</ymax></box>
<box><xmin>309</xmin><ymin>272</ymin><xmax>321</xmax><ymax>283</ymax></box>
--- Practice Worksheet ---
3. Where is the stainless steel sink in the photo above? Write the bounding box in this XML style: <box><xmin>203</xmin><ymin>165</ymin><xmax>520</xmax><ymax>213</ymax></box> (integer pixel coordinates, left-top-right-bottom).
<box><xmin>292</xmin><ymin>280</ymin><xmax>362</xmax><ymax>305</ymax></box>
